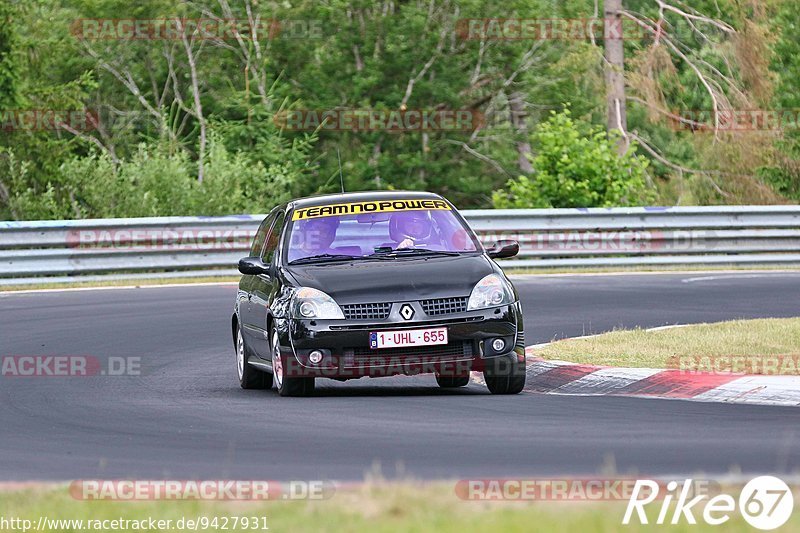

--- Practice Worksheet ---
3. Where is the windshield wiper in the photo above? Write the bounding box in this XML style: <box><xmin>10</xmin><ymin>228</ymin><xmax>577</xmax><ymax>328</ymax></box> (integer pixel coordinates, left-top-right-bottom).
<box><xmin>369</xmin><ymin>249</ymin><xmax>463</xmax><ymax>258</ymax></box>
<box><xmin>291</xmin><ymin>249</ymin><xmax>464</xmax><ymax>265</ymax></box>
<box><xmin>288</xmin><ymin>253</ymin><xmax>359</xmax><ymax>265</ymax></box>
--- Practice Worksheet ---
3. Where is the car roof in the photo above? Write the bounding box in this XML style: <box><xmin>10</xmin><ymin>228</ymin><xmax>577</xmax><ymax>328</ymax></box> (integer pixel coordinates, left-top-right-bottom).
<box><xmin>287</xmin><ymin>190</ymin><xmax>445</xmax><ymax>210</ymax></box>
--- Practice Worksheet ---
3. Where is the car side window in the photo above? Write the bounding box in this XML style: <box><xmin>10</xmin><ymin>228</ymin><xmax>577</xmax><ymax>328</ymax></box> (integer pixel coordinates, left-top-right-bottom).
<box><xmin>250</xmin><ymin>213</ymin><xmax>276</xmax><ymax>256</ymax></box>
<box><xmin>261</xmin><ymin>211</ymin><xmax>286</xmax><ymax>262</ymax></box>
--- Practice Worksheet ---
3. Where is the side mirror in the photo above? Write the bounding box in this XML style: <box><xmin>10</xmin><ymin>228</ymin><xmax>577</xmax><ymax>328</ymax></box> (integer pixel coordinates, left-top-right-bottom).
<box><xmin>238</xmin><ymin>256</ymin><xmax>272</xmax><ymax>276</ymax></box>
<box><xmin>487</xmin><ymin>240</ymin><xmax>519</xmax><ymax>259</ymax></box>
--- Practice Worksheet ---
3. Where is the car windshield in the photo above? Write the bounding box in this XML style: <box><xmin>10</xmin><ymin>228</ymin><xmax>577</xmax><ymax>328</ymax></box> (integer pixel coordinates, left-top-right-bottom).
<box><xmin>285</xmin><ymin>202</ymin><xmax>481</xmax><ymax>264</ymax></box>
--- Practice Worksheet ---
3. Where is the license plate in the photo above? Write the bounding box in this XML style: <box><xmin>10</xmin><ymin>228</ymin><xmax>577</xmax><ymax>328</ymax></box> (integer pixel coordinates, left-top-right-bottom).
<box><xmin>370</xmin><ymin>327</ymin><xmax>448</xmax><ymax>349</ymax></box>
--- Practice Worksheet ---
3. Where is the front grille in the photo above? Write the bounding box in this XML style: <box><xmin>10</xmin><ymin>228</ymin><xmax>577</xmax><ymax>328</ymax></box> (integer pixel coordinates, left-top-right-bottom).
<box><xmin>341</xmin><ymin>302</ymin><xmax>392</xmax><ymax>320</ymax></box>
<box><xmin>421</xmin><ymin>296</ymin><xmax>468</xmax><ymax>316</ymax></box>
<box><xmin>329</xmin><ymin>316</ymin><xmax>483</xmax><ymax>331</ymax></box>
<box><xmin>347</xmin><ymin>341</ymin><xmax>473</xmax><ymax>366</ymax></box>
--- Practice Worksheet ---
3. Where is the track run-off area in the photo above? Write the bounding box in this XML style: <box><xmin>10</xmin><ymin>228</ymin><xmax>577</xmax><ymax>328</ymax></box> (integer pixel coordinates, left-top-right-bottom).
<box><xmin>1</xmin><ymin>271</ymin><xmax>799</xmax><ymax>481</ymax></box>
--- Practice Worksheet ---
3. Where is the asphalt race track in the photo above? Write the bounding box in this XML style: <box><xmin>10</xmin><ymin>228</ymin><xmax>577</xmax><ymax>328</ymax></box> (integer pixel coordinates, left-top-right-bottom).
<box><xmin>1</xmin><ymin>272</ymin><xmax>799</xmax><ymax>481</ymax></box>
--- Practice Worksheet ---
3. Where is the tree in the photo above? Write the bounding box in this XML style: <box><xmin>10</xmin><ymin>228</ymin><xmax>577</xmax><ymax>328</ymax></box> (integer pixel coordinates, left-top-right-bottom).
<box><xmin>604</xmin><ymin>0</ymin><xmax>628</xmax><ymax>155</ymax></box>
<box><xmin>493</xmin><ymin>109</ymin><xmax>651</xmax><ymax>208</ymax></box>
<box><xmin>0</xmin><ymin>1</ymin><xmax>21</xmax><ymax>215</ymax></box>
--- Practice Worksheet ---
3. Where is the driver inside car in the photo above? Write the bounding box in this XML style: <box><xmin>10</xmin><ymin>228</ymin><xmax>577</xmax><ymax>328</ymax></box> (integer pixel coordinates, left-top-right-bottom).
<box><xmin>291</xmin><ymin>217</ymin><xmax>340</xmax><ymax>259</ymax></box>
<box><xmin>391</xmin><ymin>211</ymin><xmax>439</xmax><ymax>249</ymax></box>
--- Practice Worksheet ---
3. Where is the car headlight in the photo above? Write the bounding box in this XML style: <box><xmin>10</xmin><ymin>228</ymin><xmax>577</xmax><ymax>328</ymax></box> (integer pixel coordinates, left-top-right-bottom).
<box><xmin>291</xmin><ymin>287</ymin><xmax>345</xmax><ymax>319</ymax></box>
<box><xmin>467</xmin><ymin>274</ymin><xmax>513</xmax><ymax>310</ymax></box>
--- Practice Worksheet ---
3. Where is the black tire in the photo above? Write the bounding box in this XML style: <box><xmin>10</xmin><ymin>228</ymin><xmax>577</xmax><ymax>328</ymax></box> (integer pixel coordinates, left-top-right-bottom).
<box><xmin>270</xmin><ymin>327</ymin><xmax>315</xmax><ymax>397</ymax></box>
<box><xmin>435</xmin><ymin>373</ymin><xmax>470</xmax><ymax>388</ymax></box>
<box><xmin>483</xmin><ymin>356</ymin><xmax>526</xmax><ymax>395</ymax></box>
<box><xmin>235</xmin><ymin>323</ymin><xmax>272</xmax><ymax>389</ymax></box>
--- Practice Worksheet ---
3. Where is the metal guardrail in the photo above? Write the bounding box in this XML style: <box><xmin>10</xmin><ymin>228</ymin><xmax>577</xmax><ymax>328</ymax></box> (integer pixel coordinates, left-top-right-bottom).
<box><xmin>1</xmin><ymin>206</ymin><xmax>799</xmax><ymax>285</ymax></box>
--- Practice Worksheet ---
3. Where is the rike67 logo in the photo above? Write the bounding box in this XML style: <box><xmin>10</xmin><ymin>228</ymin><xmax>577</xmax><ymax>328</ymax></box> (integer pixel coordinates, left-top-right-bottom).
<box><xmin>623</xmin><ymin>476</ymin><xmax>794</xmax><ymax>530</ymax></box>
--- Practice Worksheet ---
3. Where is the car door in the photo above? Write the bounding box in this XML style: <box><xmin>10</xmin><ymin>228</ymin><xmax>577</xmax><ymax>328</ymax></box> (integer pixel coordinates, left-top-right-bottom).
<box><xmin>249</xmin><ymin>209</ymin><xmax>287</xmax><ymax>359</ymax></box>
<box><xmin>240</xmin><ymin>211</ymin><xmax>276</xmax><ymax>348</ymax></box>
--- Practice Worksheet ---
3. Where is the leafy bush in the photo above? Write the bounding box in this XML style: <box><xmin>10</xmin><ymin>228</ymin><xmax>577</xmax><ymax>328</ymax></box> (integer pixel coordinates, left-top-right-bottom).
<box><xmin>493</xmin><ymin>109</ymin><xmax>653</xmax><ymax>208</ymax></box>
<box><xmin>3</xmin><ymin>129</ymin><xmax>306</xmax><ymax>220</ymax></box>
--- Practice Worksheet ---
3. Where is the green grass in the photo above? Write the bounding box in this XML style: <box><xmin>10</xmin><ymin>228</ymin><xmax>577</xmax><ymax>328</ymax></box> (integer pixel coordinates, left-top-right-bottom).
<box><xmin>1</xmin><ymin>484</ymin><xmax>798</xmax><ymax>532</ymax></box>
<box><xmin>535</xmin><ymin>318</ymin><xmax>800</xmax><ymax>368</ymax></box>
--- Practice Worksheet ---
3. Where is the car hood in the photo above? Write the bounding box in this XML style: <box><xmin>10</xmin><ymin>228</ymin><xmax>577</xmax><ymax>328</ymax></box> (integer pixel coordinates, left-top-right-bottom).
<box><xmin>285</xmin><ymin>255</ymin><xmax>496</xmax><ymax>304</ymax></box>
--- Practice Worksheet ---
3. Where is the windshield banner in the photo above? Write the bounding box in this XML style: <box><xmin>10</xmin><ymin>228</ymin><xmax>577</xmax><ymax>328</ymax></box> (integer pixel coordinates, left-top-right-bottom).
<box><xmin>291</xmin><ymin>199</ymin><xmax>451</xmax><ymax>220</ymax></box>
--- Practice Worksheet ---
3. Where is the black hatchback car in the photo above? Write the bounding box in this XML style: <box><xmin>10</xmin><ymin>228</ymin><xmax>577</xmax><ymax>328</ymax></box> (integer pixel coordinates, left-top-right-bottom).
<box><xmin>232</xmin><ymin>191</ymin><xmax>525</xmax><ymax>396</ymax></box>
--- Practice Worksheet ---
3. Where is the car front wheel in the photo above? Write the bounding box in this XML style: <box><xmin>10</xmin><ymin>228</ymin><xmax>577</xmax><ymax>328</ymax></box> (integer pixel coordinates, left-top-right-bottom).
<box><xmin>483</xmin><ymin>356</ymin><xmax>526</xmax><ymax>395</ymax></box>
<box><xmin>271</xmin><ymin>328</ymin><xmax>315</xmax><ymax>397</ymax></box>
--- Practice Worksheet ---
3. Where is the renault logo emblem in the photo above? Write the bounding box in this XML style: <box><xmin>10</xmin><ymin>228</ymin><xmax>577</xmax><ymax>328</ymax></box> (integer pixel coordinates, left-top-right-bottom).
<box><xmin>399</xmin><ymin>304</ymin><xmax>415</xmax><ymax>321</ymax></box>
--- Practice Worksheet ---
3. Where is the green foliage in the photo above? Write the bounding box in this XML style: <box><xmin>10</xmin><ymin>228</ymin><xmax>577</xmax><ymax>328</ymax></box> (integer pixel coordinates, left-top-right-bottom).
<box><xmin>1</xmin><ymin>0</ymin><xmax>798</xmax><ymax>220</ymax></box>
<box><xmin>3</xmin><ymin>130</ymin><xmax>305</xmax><ymax>219</ymax></box>
<box><xmin>494</xmin><ymin>110</ymin><xmax>652</xmax><ymax>208</ymax></box>
<box><xmin>0</xmin><ymin>2</ymin><xmax>20</xmax><ymax>109</ymax></box>
<box><xmin>754</xmin><ymin>0</ymin><xmax>800</xmax><ymax>201</ymax></box>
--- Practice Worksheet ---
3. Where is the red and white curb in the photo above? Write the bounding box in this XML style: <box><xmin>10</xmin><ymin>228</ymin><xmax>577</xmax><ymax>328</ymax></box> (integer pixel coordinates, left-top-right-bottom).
<box><xmin>516</xmin><ymin>348</ymin><xmax>800</xmax><ymax>406</ymax></box>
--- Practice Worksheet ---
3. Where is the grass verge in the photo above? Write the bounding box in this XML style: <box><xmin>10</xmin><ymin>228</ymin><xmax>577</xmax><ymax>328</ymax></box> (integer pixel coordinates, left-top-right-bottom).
<box><xmin>0</xmin><ymin>276</ymin><xmax>240</xmax><ymax>293</ymax></box>
<box><xmin>535</xmin><ymin>318</ymin><xmax>800</xmax><ymax>369</ymax></box>
<box><xmin>1</xmin><ymin>483</ymin><xmax>797</xmax><ymax>532</ymax></box>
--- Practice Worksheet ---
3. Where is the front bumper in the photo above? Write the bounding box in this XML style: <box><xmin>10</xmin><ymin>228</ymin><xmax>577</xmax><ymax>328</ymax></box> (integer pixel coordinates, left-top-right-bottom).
<box><xmin>279</xmin><ymin>302</ymin><xmax>524</xmax><ymax>379</ymax></box>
